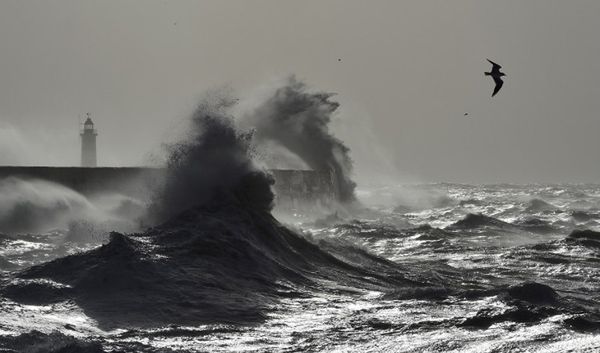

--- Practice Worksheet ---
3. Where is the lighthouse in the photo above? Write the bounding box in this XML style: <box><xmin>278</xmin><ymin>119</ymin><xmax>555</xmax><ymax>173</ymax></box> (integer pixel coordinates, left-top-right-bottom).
<box><xmin>80</xmin><ymin>113</ymin><xmax>97</xmax><ymax>167</ymax></box>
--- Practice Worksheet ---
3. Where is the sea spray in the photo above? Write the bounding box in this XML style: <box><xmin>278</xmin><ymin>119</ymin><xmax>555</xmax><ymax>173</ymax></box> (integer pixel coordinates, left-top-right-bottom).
<box><xmin>0</xmin><ymin>177</ymin><xmax>145</xmax><ymax>235</ymax></box>
<box><xmin>146</xmin><ymin>94</ymin><xmax>274</xmax><ymax>223</ymax></box>
<box><xmin>239</xmin><ymin>76</ymin><xmax>357</xmax><ymax>203</ymax></box>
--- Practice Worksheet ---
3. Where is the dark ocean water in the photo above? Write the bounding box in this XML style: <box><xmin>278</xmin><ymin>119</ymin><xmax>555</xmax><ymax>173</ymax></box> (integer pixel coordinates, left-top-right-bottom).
<box><xmin>1</xmin><ymin>183</ymin><xmax>600</xmax><ymax>352</ymax></box>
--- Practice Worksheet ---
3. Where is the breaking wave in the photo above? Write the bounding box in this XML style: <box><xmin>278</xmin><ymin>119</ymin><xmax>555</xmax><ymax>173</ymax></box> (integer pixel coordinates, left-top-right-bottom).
<box><xmin>145</xmin><ymin>95</ymin><xmax>274</xmax><ymax>223</ymax></box>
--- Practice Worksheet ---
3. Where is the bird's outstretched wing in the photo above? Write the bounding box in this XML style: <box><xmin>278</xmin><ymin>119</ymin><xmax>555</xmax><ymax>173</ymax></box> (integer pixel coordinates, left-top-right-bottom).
<box><xmin>487</xmin><ymin>59</ymin><xmax>503</xmax><ymax>77</ymax></box>
<box><xmin>492</xmin><ymin>76</ymin><xmax>504</xmax><ymax>97</ymax></box>
<box><xmin>487</xmin><ymin>58</ymin><xmax>502</xmax><ymax>69</ymax></box>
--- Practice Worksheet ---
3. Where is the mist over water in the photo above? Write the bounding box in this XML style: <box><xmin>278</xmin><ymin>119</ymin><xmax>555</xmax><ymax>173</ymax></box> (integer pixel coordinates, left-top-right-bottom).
<box><xmin>0</xmin><ymin>177</ymin><xmax>93</xmax><ymax>234</ymax></box>
<box><xmin>0</xmin><ymin>176</ymin><xmax>146</xmax><ymax>242</ymax></box>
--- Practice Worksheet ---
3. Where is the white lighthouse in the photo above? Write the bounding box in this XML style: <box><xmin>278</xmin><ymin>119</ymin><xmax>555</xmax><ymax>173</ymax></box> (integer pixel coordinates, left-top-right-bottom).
<box><xmin>80</xmin><ymin>113</ymin><xmax>97</xmax><ymax>167</ymax></box>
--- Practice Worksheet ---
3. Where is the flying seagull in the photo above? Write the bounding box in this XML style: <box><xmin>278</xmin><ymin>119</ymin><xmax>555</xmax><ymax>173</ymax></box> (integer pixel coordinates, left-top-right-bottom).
<box><xmin>485</xmin><ymin>59</ymin><xmax>506</xmax><ymax>97</ymax></box>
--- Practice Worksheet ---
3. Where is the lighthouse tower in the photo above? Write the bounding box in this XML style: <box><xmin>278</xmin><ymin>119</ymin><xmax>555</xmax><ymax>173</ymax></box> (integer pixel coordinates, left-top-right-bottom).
<box><xmin>80</xmin><ymin>113</ymin><xmax>97</xmax><ymax>167</ymax></box>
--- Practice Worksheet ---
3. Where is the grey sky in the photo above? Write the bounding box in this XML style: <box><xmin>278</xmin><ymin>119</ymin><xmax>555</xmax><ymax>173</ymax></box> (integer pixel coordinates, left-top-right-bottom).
<box><xmin>0</xmin><ymin>0</ymin><xmax>599</xmax><ymax>183</ymax></box>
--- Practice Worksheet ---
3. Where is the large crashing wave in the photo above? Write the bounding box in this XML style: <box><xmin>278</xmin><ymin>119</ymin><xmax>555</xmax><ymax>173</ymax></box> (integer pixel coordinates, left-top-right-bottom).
<box><xmin>145</xmin><ymin>96</ymin><xmax>274</xmax><ymax>223</ymax></box>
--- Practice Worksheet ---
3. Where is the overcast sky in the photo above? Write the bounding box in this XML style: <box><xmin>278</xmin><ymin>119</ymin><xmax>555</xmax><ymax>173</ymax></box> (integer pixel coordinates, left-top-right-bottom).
<box><xmin>0</xmin><ymin>0</ymin><xmax>599</xmax><ymax>183</ymax></box>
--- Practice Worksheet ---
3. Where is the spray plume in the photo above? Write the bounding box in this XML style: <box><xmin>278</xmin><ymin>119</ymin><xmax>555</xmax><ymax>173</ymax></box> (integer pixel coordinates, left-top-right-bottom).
<box><xmin>241</xmin><ymin>76</ymin><xmax>356</xmax><ymax>203</ymax></box>
<box><xmin>147</xmin><ymin>94</ymin><xmax>274</xmax><ymax>223</ymax></box>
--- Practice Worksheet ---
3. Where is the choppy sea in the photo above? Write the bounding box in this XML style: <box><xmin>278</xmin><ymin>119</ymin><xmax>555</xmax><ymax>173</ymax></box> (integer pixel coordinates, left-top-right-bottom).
<box><xmin>1</xmin><ymin>183</ymin><xmax>600</xmax><ymax>352</ymax></box>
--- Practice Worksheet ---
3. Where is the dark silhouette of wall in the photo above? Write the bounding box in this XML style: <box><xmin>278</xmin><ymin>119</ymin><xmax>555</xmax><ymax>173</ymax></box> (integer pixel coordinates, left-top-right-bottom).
<box><xmin>0</xmin><ymin>167</ymin><xmax>161</xmax><ymax>197</ymax></box>
<box><xmin>0</xmin><ymin>167</ymin><xmax>337</xmax><ymax>204</ymax></box>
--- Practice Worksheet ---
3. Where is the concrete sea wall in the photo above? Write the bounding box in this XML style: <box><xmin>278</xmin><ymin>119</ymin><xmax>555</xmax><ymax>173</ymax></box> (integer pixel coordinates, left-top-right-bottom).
<box><xmin>0</xmin><ymin>166</ymin><xmax>336</xmax><ymax>206</ymax></box>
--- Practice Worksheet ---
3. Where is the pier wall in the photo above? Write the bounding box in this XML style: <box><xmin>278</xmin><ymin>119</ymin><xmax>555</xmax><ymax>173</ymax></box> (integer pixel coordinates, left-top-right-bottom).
<box><xmin>0</xmin><ymin>167</ymin><xmax>336</xmax><ymax>205</ymax></box>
